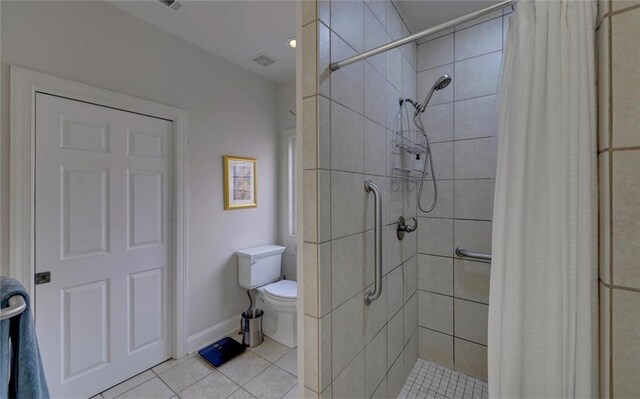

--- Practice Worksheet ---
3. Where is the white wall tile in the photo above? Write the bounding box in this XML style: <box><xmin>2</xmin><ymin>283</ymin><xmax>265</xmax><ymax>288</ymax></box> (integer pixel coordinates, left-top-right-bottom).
<box><xmin>428</xmin><ymin>141</ymin><xmax>454</xmax><ymax>180</ymax></box>
<box><xmin>454</xmin><ymin>137</ymin><xmax>497</xmax><ymax>179</ymax></box>
<box><xmin>423</xmin><ymin>102</ymin><xmax>454</xmax><ymax>143</ymax></box>
<box><xmin>365</xmin><ymin>0</ymin><xmax>386</xmax><ymax>28</ymax></box>
<box><xmin>612</xmin><ymin>289</ymin><xmax>640</xmax><ymax>396</ymax></box>
<box><xmin>303</xmin><ymin>96</ymin><xmax>318</xmax><ymax>170</ymax></box>
<box><xmin>365</xmin><ymin>276</ymin><xmax>388</xmax><ymax>342</ymax></box>
<box><xmin>418</xmin><ymin>327</ymin><xmax>453</xmax><ymax>368</ymax></box>
<box><xmin>331</xmin><ymin>171</ymin><xmax>368</xmax><ymax>239</ymax></box>
<box><xmin>331</xmin><ymin>101</ymin><xmax>364</xmax><ymax>174</ymax></box>
<box><xmin>331</xmin><ymin>0</ymin><xmax>364</xmax><ymax>52</ymax></box>
<box><xmin>597</xmin><ymin>17</ymin><xmax>609</xmax><ymax>151</ymax></box>
<box><xmin>387</xmin><ymin>265</ymin><xmax>404</xmax><ymax>317</ymax></box>
<box><xmin>417</xmin><ymin>35</ymin><xmax>454</xmax><ymax>71</ymax></box>
<box><xmin>418</xmin><ymin>218</ymin><xmax>453</xmax><ymax>257</ymax></box>
<box><xmin>331</xmin><ymin>233</ymin><xmax>366</xmax><ymax>309</ymax></box>
<box><xmin>403</xmin><ymin>293</ymin><xmax>418</xmax><ymax>344</ymax></box>
<box><xmin>386</xmin><ymin>45</ymin><xmax>403</xmax><ymax>93</ymax></box>
<box><xmin>364</xmin><ymin>120</ymin><xmax>388</xmax><ymax>177</ymax></box>
<box><xmin>387</xmin><ymin>309</ymin><xmax>404</xmax><ymax>369</ymax></box>
<box><xmin>454</xmin><ymin>51</ymin><xmax>502</xmax><ymax>101</ymax></box>
<box><xmin>454</xmin><ymin>299</ymin><xmax>488</xmax><ymax>345</ymax></box>
<box><xmin>454</xmin><ymin>259</ymin><xmax>491</xmax><ymax>304</ymax></box>
<box><xmin>304</xmin><ymin>170</ymin><xmax>318</xmax><ymax>243</ymax></box>
<box><xmin>454</xmin><ymin>220</ymin><xmax>493</xmax><ymax>256</ymax></box>
<box><xmin>418</xmin><ymin>291</ymin><xmax>453</xmax><ymax>334</ymax></box>
<box><xmin>454</xmin><ymin>179</ymin><xmax>495</xmax><ymax>221</ymax></box>
<box><xmin>454</xmin><ymin>95</ymin><xmax>498</xmax><ymax>140</ymax></box>
<box><xmin>332</xmin><ymin>293</ymin><xmax>365</xmax><ymax>379</ymax></box>
<box><xmin>612</xmin><ymin>151</ymin><xmax>640</xmax><ymax>289</ymax></box>
<box><xmin>331</xmin><ymin>33</ymin><xmax>364</xmax><ymax>113</ymax></box>
<box><xmin>403</xmin><ymin>256</ymin><xmax>418</xmax><ymax>302</ymax></box>
<box><xmin>419</xmin><ymin>180</ymin><xmax>453</xmax><ymax>218</ymax></box>
<box><xmin>403</xmin><ymin>331</ymin><xmax>419</xmax><ymax>381</ymax></box>
<box><xmin>418</xmin><ymin>254</ymin><xmax>453</xmax><ymax>296</ymax></box>
<box><xmin>387</xmin><ymin>352</ymin><xmax>405</xmax><ymax>398</ymax></box>
<box><xmin>364</xmin><ymin>5</ymin><xmax>387</xmax><ymax>76</ymax></box>
<box><xmin>454</xmin><ymin>339</ymin><xmax>487</xmax><ymax>381</ymax></box>
<box><xmin>612</xmin><ymin>8</ymin><xmax>640</xmax><ymax>148</ymax></box>
<box><xmin>364</xmin><ymin>63</ymin><xmax>387</xmax><ymax>127</ymax></box>
<box><xmin>599</xmin><ymin>152</ymin><xmax>610</xmax><ymax>285</ymax></box>
<box><xmin>365</xmin><ymin>327</ymin><xmax>388</xmax><ymax>398</ymax></box>
<box><xmin>454</xmin><ymin>18</ymin><xmax>503</xmax><ymax>61</ymax></box>
<box><xmin>319</xmin><ymin>23</ymin><xmax>331</xmax><ymax>98</ymax></box>
<box><xmin>303</xmin><ymin>22</ymin><xmax>318</xmax><ymax>97</ymax></box>
<box><xmin>333</xmin><ymin>351</ymin><xmax>365</xmax><ymax>399</ymax></box>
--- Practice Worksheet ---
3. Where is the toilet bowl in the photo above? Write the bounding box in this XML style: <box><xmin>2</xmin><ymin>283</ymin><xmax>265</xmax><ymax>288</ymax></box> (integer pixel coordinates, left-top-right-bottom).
<box><xmin>256</xmin><ymin>280</ymin><xmax>297</xmax><ymax>348</ymax></box>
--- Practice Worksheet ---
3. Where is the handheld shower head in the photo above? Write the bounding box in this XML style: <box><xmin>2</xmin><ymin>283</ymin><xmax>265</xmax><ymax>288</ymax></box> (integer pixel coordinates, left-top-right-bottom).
<box><xmin>417</xmin><ymin>75</ymin><xmax>452</xmax><ymax>114</ymax></box>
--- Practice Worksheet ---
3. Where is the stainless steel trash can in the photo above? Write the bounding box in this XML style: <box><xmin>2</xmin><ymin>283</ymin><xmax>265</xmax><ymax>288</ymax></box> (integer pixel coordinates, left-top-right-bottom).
<box><xmin>241</xmin><ymin>309</ymin><xmax>264</xmax><ymax>347</ymax></box>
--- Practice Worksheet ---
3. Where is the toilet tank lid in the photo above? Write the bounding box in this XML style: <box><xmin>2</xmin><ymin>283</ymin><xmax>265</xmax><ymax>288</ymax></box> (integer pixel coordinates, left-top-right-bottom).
<box><xmin>237</xmin><ymin>245</ymin><xmax>286</xmax><ymax>260</ymax></box>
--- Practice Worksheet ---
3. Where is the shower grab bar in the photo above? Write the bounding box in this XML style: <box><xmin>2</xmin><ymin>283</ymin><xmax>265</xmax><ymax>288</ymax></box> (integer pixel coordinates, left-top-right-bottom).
<box><xmin>455</xmin><ymin>247</ymin><xmax>492</xmax><ymax>262</ymax></box>
<box><xmin>365</xmin><ymin>179</ymin><xmax>382</xmax><ymax>306</ymax></box>
<box><xmin>0</xmin><ymin>295</ymin><xmax>27</xmax><ymax>321</ymax></box>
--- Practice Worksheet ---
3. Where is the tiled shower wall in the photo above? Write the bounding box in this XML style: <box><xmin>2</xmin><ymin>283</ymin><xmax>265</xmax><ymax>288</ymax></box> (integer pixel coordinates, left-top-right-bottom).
<box><xmin>414</xmin><ymin>9</ymin><xmax>512</xmax><ymax>381</ymax></box>
<box><xmin>597</xmin><ymin>1</ymin><xmax>640</xmax><ymax>397</ymax></box>
<box><xmin>301</xmin><ymin>0</ymin><xmax>420</xmax><ymax>397</ymax></box>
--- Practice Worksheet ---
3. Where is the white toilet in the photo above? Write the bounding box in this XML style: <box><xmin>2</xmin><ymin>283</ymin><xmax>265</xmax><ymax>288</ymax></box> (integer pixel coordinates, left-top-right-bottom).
<box><xmin>237</xmin><ymin>245</ymin><xmax>297</xmax><ymax>348</ymax></box>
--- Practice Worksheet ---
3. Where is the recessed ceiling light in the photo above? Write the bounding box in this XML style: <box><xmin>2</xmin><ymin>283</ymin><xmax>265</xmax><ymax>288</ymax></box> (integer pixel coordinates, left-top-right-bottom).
<box><xmin>287</xmin><ymin>38</ymin><xmax>297</xmax><ymax>48</ymax></box>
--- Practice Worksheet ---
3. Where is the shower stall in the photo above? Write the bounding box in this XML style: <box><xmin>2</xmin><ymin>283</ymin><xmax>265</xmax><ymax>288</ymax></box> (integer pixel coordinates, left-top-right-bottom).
<box><xmin>300</xmin><ymin>0</ymin><xmax>507</xmax><ymax>396</ymax></box>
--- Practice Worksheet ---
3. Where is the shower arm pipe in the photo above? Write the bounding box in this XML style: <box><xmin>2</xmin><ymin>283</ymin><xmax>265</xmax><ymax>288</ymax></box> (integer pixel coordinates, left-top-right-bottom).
<box><xmin>365</xmin><ymin>179</ymin><xmax>383</xmax><ymax>306</ymax></box>
<box><xmin>330</xmin><ymin>0</ymin><xmax>513</xmax><ymax>72</ymax></box>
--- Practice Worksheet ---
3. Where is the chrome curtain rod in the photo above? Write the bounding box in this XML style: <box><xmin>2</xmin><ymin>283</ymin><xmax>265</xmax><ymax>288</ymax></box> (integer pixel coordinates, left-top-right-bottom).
<box><xmin>330</xmin><ymin>0</ymin><xmax>514</xmax><ymax>71</ymax></box>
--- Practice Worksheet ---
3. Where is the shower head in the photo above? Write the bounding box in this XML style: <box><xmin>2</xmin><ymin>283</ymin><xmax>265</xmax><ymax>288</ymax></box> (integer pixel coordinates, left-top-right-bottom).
<box><xmin>417</xmin><ymin>75</ymin><xmax>452</xmax><ymax>114</ymax></box>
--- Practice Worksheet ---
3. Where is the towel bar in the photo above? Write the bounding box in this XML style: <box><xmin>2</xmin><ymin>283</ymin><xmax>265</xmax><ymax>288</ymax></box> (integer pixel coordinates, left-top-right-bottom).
<box><xmin>0</xmin><ymin>295</ymin><xmax>27</xmax><ymax>321</ymax></box>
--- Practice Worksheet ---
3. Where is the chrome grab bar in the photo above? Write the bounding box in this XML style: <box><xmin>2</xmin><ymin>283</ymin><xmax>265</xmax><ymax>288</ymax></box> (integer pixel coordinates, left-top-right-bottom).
<box><xmin>365</xmin><ymin>179</ymin><xmax>382</xmax><ymax>305</ymax></box>
<box><xmin>455</xmin><ymin>247</ymin><xmax>492</xmax><ymax>262</ymax></box>
<box><xmin>0</xmin><ymin>295</ymin><xmax>27</xmax><ymax>321</ymax></box>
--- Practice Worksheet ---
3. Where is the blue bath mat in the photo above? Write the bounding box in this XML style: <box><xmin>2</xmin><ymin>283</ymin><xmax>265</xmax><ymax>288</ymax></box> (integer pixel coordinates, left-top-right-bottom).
<box><xmin>198</xmin><ymin>336</ymin><xmax>246</xmax><ymax>367</ymax></box>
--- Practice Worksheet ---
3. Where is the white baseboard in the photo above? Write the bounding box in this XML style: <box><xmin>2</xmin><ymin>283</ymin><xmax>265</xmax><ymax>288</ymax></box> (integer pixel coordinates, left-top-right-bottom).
<box><xmin>186</xmin><ymin>314</ymin><xmax>241</xmax><ymax>353</ymax></box>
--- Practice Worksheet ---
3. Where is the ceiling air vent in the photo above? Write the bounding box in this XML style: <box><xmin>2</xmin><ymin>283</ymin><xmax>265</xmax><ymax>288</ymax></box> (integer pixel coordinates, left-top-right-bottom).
<box><xmin>158</xmin><ymin>0</ymin><xmax>182</xmax><ymax>11</ymax></box>
<box><xmin>250</xmin><ymin>54</ymin><xmax>278</xmax><ymax>67</ymax></box>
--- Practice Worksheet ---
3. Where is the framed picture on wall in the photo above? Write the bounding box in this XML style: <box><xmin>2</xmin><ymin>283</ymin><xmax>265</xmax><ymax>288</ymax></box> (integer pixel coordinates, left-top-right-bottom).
<box><xmin>223</xmin><ymin>155</ymin><xmax>257</xmax><ymax>210</ymax></box>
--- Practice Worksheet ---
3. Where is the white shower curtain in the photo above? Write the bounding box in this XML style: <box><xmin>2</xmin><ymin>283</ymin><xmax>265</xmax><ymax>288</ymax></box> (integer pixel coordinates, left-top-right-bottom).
<box><xmin>488</xmin><ymin>0</ymin><xmax>598</xmax><ymax>397</ymax></box>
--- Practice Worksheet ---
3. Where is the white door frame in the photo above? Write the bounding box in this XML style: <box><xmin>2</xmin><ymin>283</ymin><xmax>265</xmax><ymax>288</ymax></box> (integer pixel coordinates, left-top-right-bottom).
<box><xmin>9</xmin><ymin>66</ymin><xmax>189</xmax><ymax>359</ymax></box>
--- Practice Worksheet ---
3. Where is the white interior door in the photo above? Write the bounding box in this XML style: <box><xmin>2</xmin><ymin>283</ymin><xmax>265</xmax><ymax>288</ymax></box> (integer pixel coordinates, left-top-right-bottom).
<box><xmin>34</xmin><ymin>93</ymin><xmax>173</xmax><ymax>398</ymax></box>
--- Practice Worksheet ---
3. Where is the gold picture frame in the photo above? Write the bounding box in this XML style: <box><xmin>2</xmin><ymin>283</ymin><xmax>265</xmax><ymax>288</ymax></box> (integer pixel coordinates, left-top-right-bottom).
<box><xmin>223</xmin><ymin>155</ymin><xmax>258</xmax><ymax>210</ymax></box>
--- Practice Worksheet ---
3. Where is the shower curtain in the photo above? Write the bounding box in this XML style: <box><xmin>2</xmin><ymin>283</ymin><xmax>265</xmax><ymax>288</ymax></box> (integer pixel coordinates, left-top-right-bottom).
<box><xmin>488</xmin><ymin>0</ymin><xmax>598</xmax><ymax>397</ymax></box>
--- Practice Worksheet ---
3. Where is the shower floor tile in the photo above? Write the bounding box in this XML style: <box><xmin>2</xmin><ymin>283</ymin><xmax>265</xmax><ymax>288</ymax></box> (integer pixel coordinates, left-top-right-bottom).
<box><xmin>399</xmin><ymin>358</ymin><xmax>488</xmax><ymax>399</ymax></box>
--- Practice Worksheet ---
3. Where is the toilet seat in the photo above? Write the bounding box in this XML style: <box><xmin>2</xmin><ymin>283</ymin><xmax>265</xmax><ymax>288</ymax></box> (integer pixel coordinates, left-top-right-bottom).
<box><xmin>262</xmin><ymin>280</ymin><xmax>297</xmax><ymax>301</ymax></box>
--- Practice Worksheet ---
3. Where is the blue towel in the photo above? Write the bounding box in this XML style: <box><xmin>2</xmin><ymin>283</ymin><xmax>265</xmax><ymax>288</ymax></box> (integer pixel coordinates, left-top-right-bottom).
<box><xmin>0</xmin><ymin>277</ymin><xmax>49</xmax><ymax>399</ymax></box>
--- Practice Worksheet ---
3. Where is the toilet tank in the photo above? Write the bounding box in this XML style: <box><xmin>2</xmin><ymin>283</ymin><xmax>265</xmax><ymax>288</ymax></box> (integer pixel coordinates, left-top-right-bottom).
<box><xmin>237</xmin><ymin>245</ymin><xmax>286</xmax><ymax>289</ymax></box>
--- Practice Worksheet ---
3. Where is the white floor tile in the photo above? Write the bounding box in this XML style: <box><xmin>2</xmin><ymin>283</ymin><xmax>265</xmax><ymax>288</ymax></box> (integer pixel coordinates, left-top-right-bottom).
<box><xmin>158</xmin><ymin>356</ymin><xmax>214</xmax><ymax>393</ymax></box>
<box><xmin>177</xmin><ymin>370</ymin><xmax>240</xmax><ymax>398</ymax></box>
<box><xmin>219</xmin><ymin>351</ymin><xmax>271</xmax><ymax>386</ymax></box>
<box><xmin>275</xmin><ymin>348</ymin><xmax>298</xmax><ymax>377</ymax></box>
<box><xmin>243</xmin><ymin>365</ymin><xmax>297</xmax><ymax>399</ymax></box>
<box><xmin>116</xmin><ymin>378</ymin><xmax>173</xmax><ymax>399</ymax></box>
<box><xmin>250</xmin><ymin>337</ymin><xmax>291</xmax><ymax>363</ymax></box>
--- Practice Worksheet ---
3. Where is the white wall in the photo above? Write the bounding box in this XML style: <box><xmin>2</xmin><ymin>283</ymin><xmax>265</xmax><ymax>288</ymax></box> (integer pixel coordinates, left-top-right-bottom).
<box><xmin>0</xmin><ymin>1</ymin><xmax>280</xmax><ymax>348</ymax></box>
<box><xmin>277</xmin><ymin>80</ymin><xmax>297</xmax><ymax>279</ymax></box>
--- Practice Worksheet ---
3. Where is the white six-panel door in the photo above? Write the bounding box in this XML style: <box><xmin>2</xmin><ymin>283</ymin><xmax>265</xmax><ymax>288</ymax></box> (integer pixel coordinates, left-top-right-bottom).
<box><xmin>35</xmin><ymin>93</ymin><xmax>172</xmax><ymax>398</ymax></box>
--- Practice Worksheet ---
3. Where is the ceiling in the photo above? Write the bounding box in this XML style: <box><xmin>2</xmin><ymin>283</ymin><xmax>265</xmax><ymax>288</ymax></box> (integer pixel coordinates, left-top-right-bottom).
<box><xmin>397</xmin><ymin>0</ymin><xmax>503</xmax><ymax>35</ymax></box>
<box><xmin>109</xmin><ymin>0</ymin><xmax>296</xmax><ymax>83</ymax></box>
<box><xmin>109</xmin><ymin>0</ymin><xmax>502</xmax><ymax>84</ymax></box>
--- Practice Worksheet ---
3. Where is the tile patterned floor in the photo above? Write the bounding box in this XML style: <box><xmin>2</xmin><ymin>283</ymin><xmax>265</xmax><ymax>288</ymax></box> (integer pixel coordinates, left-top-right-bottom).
<box><xmin>399</xmin><ymin>359</ymin><xmax>488</xmax><ymax>399</ymax></box>
<box><xmin>92</xmin><ymin>334</ymin><xmax>298</xmax><ymax>399</ymax></box>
